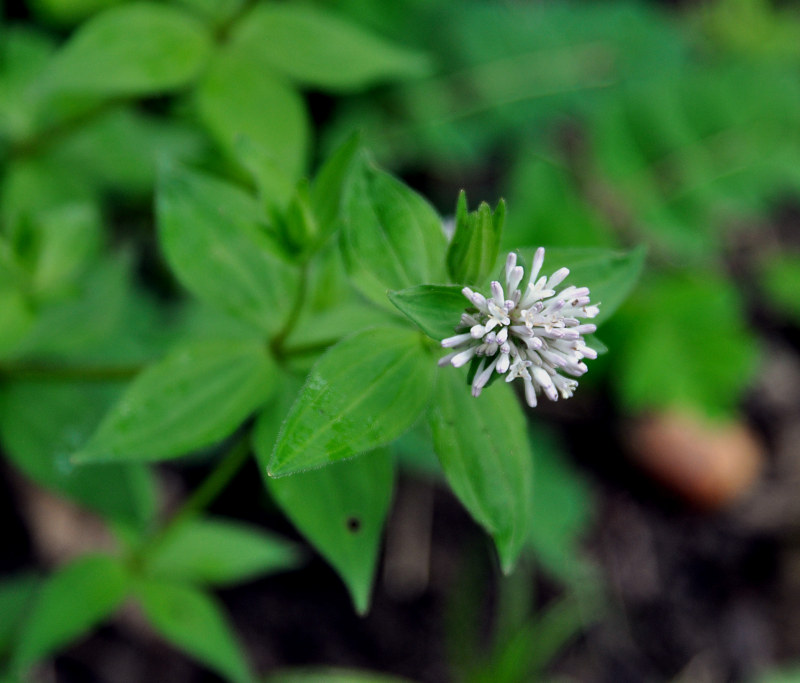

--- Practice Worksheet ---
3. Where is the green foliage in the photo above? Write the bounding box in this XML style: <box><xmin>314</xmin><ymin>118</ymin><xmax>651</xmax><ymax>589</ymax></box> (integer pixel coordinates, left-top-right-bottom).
<box><xmin>0</xmin><ymin>574</ymin><xmax>38</xmax><ymax>662</ymax></box>
<box><xmin>267</xmin><ymin>450</ymin><xmax>394</xmax><ymax>614</ymax></box>
<box><xmin>760</xmin><ymin>253</ymin><xmax>800</xmax><ymax>323</ymax></box>
<box><xmin>29</xmin><ymin>0</ymin><xmax>124</xmax><ymax>25</ymax></box>
<box><xmin>1</xmin><ymin>0</ymin><xmax>721</xmax><ymax>676</ymax></box>
<box><xmin>430</xmin><ymin>373</ymin><xmax>533</xmax><ymax>573</ymax></box>
<box><xmin>614</xmin><ymin>273</ymin><xmax>759</xmax><ymax>417</ymax></box>
<box><xmin>157</xmin><ymin>163</ymin><xmax>299</xmax><ymax>334</ymax></box>
<box><xmin>41</xmin><ymin>3</ymin><xmax>212</xmax><ymax>96</ymax></box>
<box><xmin>73</xmin><ymin>340</ymin><xmax>275</xmax><ymax>464</ymax></box>
<box><xmin>143</xmin><ymin>516</ymin><xmax>302</xmax><ymax>587</ymax></box>
<box><xmin>759</xmin><ymin>667</ymin><xmax>800</xmax><ymax>683</ymax></box>
<box><xmin>310</xmin><ymin>134</ymin><xmax>362</xmax><ymax>244</ymax></box>
<box><xmin>263</xmin><ymin>670</ymin><xmax>415</xmax><ymax>683</ymax></box>
<box><xmin>0</xmin><ymin>381</ymin><xmax>155</xmax><ymax>527</ymax></box>
<box><xmin>0</xmin><ymin>289</ymin><xmax>34</xmax><ymax>358</ymax></box>
<box><xmin>134</xmin><ymin>578</ymin><xmax>252</xmax><ymax>683</ymax></box>
<box><xmin>269</xmin><ymin>327</ymin><xmax>435</xmax><ymax>475</ymax></box>
<box><xmin>342</xmin><ymin>157</ymin><xmax>448</xmax><ymax>305</ymax></box>
<box><xmin>526</xmin><ymin>425</ymin><xmax>595</xmax><ymax>582</ymax></box>
<box><xmin>13</xmin><ymin>555</ymin><xmax>128</xmax><ymax>672</ymax></box>
<box><xmin>388</xmin><ymin>284</ymin><xmax>467</xmax><ymax>340</ymax></box>
<box><xmin>519</xmin><ymin>246</ymin><xmax>647</xmax><ymax>324</ymax></box>
<box><xmin>228</xmin><ymin>4</ymin><xmax>429</xmax><ymax>92</ymax></box>
<box><xmin>447</xmin><ymin>192</ymin><xmax>505</xmax><ymax>286</ymax></box>
<box><xmin>196</xmin><ymin>49</ymin><xmax>309</xmax><ymax>184</ymax></box>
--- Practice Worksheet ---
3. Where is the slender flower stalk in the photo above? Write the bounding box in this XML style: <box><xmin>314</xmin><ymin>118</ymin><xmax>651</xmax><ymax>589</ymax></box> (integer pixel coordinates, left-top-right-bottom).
<box><xmin>440</xmin><ymin>248</ymin><xmax>600</xmax><ymax>407</ymax></box>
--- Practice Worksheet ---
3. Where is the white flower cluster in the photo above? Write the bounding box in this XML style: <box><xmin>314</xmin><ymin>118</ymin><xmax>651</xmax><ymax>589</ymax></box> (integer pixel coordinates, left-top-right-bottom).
<box><xmin>440</xmin><ymin>248</ymin><xmax>600</xmax><ymax>407</ymax></box>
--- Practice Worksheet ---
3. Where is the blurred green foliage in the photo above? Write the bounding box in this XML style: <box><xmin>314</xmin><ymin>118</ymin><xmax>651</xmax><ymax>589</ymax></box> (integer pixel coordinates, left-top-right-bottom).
<box><xmin>1</xmin><ymin>0</ymin><xmax>799</xmax><ymax>681</ymax></box>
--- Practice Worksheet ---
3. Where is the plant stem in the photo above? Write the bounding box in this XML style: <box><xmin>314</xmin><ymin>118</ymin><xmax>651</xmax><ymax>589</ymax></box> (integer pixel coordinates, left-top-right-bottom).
<box><xmin>132</xmin><ymin>434</ymin><xmax>251</xmax><ymax>563</ymax></box>
<box><xmin>269</xmin><ymin>263</ymin><xmax>309</xmax><ymax>361</ymax></box>
<box><xmin>10</xmin><ymin>99</ymin><xmax>120</xmax><ymax>160</ymax></box>
<box><xmin>170</xmin><ymin>435</ymin><xmax>251</xmax><ymax>527</ymax></box>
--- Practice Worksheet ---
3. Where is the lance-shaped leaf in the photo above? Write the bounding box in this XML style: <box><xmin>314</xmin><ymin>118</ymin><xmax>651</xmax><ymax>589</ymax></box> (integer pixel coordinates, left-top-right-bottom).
<box><xmin>342</xmin><ymin>160</ymin><xmax>447</xmax><ymax>307</ymax></box>
<box><xmin>310</xmin><ymin>133</ymin><xmax>361</xmax><ymax>241</ymax></box>
<box><xmin>142</xmin><ymin>516</ymin><xmax>302</xmax><ymax>586</ymax></box>
<box><xmin>41</xmin><ymin>3</ymin><xmax>211</xmax><ymax>96</ymax></box>
<box><xmin>516</xmin><ymin>246</ymin><xmax>646</xmax><ymax>324</ymax></box>
<box><xmin>447</xmin><ymin>191</ymin><xmax>505</xmax><ymax>286</ymax></box>
<box><xmin>228</xmin><ymin>3</ymin><xmax>429</xmax><ymax>91</ymax></box>
<box><xmin>196</xmin><ymin>47</ymin><xmax>308</xmax><ymax>185</ymax></box>
<box><xmin>135</xmin><ymin>579</ymin><xmax>251</xmax><ymax>683</ymax></box>
<box><xmin>13</xmin><ymin>555</ymin><xmax>128</xmax><ymax>672</ymax></box>
<box><xmin>430</xmin><ymin>372</ymin><xmax>533</xmax><ymax>573</ymax></box>
<box><xmin>388</xmin><ymin>284</ymin><xmax>468</xmax><ymax>341</ymax></box>
<box><xmin>73</xmin><ymin>340</ymin><xmax>274</xmax><ymax>464</ymax></box>
<box><xmin>157</xmin><ymin>163</ymin><xmax>298</xmax><ymax>333</ymax></box>
<box><xmin>268</xmin><ymin>327</ymin><xmax>434</xmax><ymax>475</ymax></box>
<box><xmin>267</xmin><ymin>449</ymin><xmax>394</xmax><ymax>614</ymax></box>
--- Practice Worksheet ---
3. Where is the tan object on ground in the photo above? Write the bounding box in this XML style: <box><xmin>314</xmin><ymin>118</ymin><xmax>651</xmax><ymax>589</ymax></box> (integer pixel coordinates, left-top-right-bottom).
<box><xmin>626</xmin><ymin>411</ymin><xmax>766</xmax><ymax>510</ymax></box>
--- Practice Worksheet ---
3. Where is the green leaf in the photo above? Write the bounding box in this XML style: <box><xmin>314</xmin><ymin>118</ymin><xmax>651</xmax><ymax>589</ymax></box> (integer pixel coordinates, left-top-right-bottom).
<box><xmin>0</xmin><ymin>27</ymin><xmax>56</xmax><ymax>142</ymax></box>
<box><xmin>267</xmin><ymin>450</ymin><xmax>394</xmax><ymax>614</ymax></box>
<box><xmin>235</xmin><ymin>135</ymin><xmax>296</xmax><ymax>213</ymax></box>
<box><xmin>268</xmin><ymin>327</ymin><xmax>434</xmax><ymax>476</ymax></box>
<box><xmin>13</xmin><ymin>555</ymin><xmax>128</xmax><ymax>671</ymax></box>
<box><xmin>430</xmin><ymin>372</ymin><xmax>533</xmax><ymax>573</ymax></box>
<box><xmin>41</xmin><ymin>3</ymin><xmax>211</xmax><ymax>96</ymax></box>
<box><xmin>196</xmin><ymin>47</ymin><xmax>308</xmax><ymax>184</ymax></box>
<box><xmin>26</xmin><ymin>202</ymin><xmax>102</xmax><ymax>298</ymax></box>
<box><xmin>447</xmin><ymin>192</ymin><xmax>505</xmax><ymax>286</ymax></box>
<box><xmin>157</xmin><ymin>163</ymin><xmax>299</xmax><ymax>333</ymax></box>
<box><xmin>73</xmin><ymin>340</ymin><xmax>275</xmax><ymax>464</ymax></box>
<box><xmin>143</xmin><ymin>516</ymin><xmax>302</xmax><ymax>587</ymax></box>
<box><xmin>614</xmin><ymin>273</ymin><xmax>759</xmax><ymax>417</ymax></box>
<box><xmin>758</xmin><ymin>667</ymin><xmax>800</xmax><ymax>683</ymax></box>
<box><xmin>278</xmin><ymin>180</ymin><xmax>318</xmax><ymax>256</ymax></box>
<box><xmin>342</xmin><ymin>160</ymin><xmax>448</xmax><ymax>306</ymax></box>
<box><xmin>310</xmin><ymin>133</ymin><xmax>362</xmax><ymax>242</ymax></box>
<box><xmin>0</xmin><ymin>381</ymin><xmax>156</xmax><ymax>528</ymax></box>
<box><xmin>388</xmin><ymin>284</ymin><xmax>467</xmax><ymax>340</ymax></box>
<box><xmin>285</xmin><ymin>302</ymin><xmax>401</xmax><ymax>360</ymax></box>
<box><xmin>0</xmin><ymin>287</ymin><xmax>33</xmax><ymax>359</ymax></box>
<box><xmin>761</xmin><ymin>253</ymin><xmax>800</xmax><ymax>323</ymax></box>
<box><xmin>1</xmin><ymin>155</ymin><xmax>98</xmax><ymax>235</ymax></box>
<box><xmin>262</xmin><ymin>668</ymin><xmax>414</xmax><ymax>683</ymax></box>
<box><xmin>517</xmin><ymin>245</ymin><xmax>646</xmax><ymax>324</ymax></box>
<box><xmin>51</xmin><ymin>106</ymin><xmax>207</xmax><ymax>198</ymax></box>
<box><xmin>171</xmin><ymin>0</ymin><xmax>244</xmax><ymax>29</ymax></box>
<box><xmin>135</xmin><ymin>579</ymin><xmax>251</xmax><ymax>683</ymax></box>
<box><xmin>503</xmin><ymin>155</ymin><xmax>615</xmax><ymax>250</ymax></box>
<box><xmin>0</xmin><ymin>574</ymin><xmax>38</xmax><ymax>660</ymax></box>
<box><xmin>228</xmin><ymin>4</ymin><xmax>429</xmax><ymax>91</ymax></box>
<box><xmin>11</xmin><ymin>255</ymin><xmax>159</xmax><ymax>364</ymax></box>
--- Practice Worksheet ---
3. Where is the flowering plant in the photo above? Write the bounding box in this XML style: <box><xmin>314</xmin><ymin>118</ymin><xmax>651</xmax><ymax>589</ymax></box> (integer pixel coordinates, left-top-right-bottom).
<box><xmin>440</xmin><ymin>248</ymin><xmax>599</xmax><ymax>406</ymax></box>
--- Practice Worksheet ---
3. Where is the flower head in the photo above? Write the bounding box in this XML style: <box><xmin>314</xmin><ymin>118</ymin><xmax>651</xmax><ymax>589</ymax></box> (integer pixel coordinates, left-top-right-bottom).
<box><xmin>440</xmin><ymin>248</ymin><xmax>599</xmax><ymax>407</ymax></box>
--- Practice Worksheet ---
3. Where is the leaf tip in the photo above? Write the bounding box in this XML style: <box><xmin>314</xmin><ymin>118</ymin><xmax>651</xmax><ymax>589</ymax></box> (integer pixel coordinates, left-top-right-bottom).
<box><xmin>351</xmin><ymin>585</ymin><xmax>372</xmax><ymax>617</ymax></box>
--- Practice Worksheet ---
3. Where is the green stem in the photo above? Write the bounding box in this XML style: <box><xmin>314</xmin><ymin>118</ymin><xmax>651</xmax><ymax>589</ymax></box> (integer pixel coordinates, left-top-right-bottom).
<box><xmin>133</xmin><ymin>435</ymin><xmax>251</xmax><ymax>562</ymax></box>
<box><xmin>269</xmin><ymin>263</ymin><xmax>309</xmax><ymax>361</ymax></box>
<box><xmin>10</xmin><ymin>99</ymin><xmax>120</xmax><ymax>160</ymax></box>
<box><xmin>170</xmin><ymin>435</ymin><xmax>251</xmax><ymax>525</ymax></box>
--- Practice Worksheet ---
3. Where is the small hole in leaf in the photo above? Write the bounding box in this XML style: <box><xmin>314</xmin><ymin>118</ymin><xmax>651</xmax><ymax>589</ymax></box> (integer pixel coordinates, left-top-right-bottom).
<box><xmin>347</xmin><ymin>517</ymin><xmax>361</xmax><ymax>532</ymax></box>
